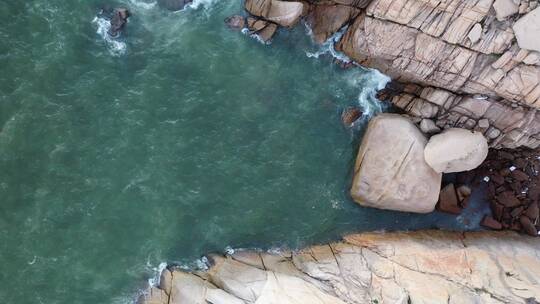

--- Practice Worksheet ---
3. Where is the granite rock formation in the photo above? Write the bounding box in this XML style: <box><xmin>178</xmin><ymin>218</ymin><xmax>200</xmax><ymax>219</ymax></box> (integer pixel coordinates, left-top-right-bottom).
<box><xmin>138</xmin><ymin>230</ymin><xmax>540</xmax><ymax>304</ymax></box>
<box><xmin>424</xmin><ymin>128</ymin><xmax>489</xmax><ymax>173</ymax></box>
<box><xmin>220</xmin><ymin>0</ymin><xmax>532</xmax><ymax>150</ymax></box>
<box><xmin>234</xmin><ymin>0</ymin><xmax>540</xmax><ymax>149</ymax></box>
<box><xmin>350</xmin><ymin>114</ymin><xmax>441</xmax><ymax>213</ymax></box>
<box><xmin>331</xmin><ymin>0</ymin><xmax>540</xmax><ymax>149</ymax></box>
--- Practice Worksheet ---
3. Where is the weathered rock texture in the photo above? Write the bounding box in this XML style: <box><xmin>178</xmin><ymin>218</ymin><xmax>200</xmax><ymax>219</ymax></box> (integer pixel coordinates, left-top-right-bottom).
<box><xmin>336</xmin><ymin>0</ymin><xmax>540</xmax><ymax>106</ymax></box>
<box><xmin>295</xmin><ymin>0</ymin><xmax>540</xmax><ymax>149</ymax></box>
<box><xmin>350</xmin><ymin>114</ymin><xmax>441</xmax><ymax>213</ymax></box>
<box><xmin>424</xmin><ymin>128</ymin><xmax>489</xmax><ymax>173</ymax></box>
<box><xmin>138</xmin><ymin>230</ymin><xmax>540</xmax><ymax>304</ymax></box>
<box><xmin>386</xmin><ymin>84</ymin><xmax>540</xmax><ymax>149</ymax></box>
<box><xmin>466</xmin><ymin>148</ymin><xmax>540</xmax><ymax>236</ymax></box>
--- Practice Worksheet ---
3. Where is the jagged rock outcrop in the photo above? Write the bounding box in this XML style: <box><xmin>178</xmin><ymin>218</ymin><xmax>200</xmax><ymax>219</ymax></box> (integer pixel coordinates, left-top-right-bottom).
<box><xmin>245</xmin><ymin>0</ymin><xmax>305</xmax><ymax>27</ymax></box>
<box><xmin>316</xmin><ymin>0</ymin><xmax>540</xmax><ymax>149</ymax></box>
<box><xmin>350</xmin><ymin>114</ymin><xmax>441</xmax><ymax>213</ymax></box>
<box><xmin>336</xmin><ymin>12</ymin><xmax>540</xmax><ymax>107</ymax></box>
<box><xmin>138</xmin><ymin>230</ymin><xmax>540</xmax><ymax>304</ymax></box>
<box><xmin>306</xmin><ymin>4</ymin><xmax>360</xmax><ymax>44</ymax></box>
<box><xmin>224</xmin><ymin>0</ymin><xmax>539</xmax><ymax>148</ymax></box>
<box><xmin>387</xmin><ymin>84</ymin><xmax>540</xmax><ymax>149</ymax></box>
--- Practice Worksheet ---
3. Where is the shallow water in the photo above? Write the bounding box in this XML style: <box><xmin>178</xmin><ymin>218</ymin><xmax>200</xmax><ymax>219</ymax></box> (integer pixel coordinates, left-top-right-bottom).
<box><xmin>0</xmin><ymin>1</ymin><xmax>466</xmax><ymax>303</ymax></box>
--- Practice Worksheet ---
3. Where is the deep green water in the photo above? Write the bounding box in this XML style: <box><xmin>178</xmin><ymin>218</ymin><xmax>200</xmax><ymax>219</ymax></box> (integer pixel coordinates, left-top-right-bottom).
<box><xmin>0</xmin><ymin>1</ymin><xmax>464</xmax><ymax>303</ymax></box>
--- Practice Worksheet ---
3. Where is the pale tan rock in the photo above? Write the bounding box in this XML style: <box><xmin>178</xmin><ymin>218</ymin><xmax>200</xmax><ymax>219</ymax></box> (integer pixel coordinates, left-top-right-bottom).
<box><xmin>245</xmin><ymin>0</ymin><xmax>271</xmax><ymax>17</ymax></box>
<box><xmin>424</xmin><ymin>128</ymin><xmax>489</xmax><ymax>173</ymax></box>
<box><xmin>419</xmin><ymin>119</ymin><xmax>440</xmax><ymax>134</ymax></box>
<box><xmin>387</xmin><ymin>86</ymin><xmax>540</xmax><ymax>149</ymax></box>
<box><xmin>524</xmin><ymin>51</ymin><xmax>540</xmax><ymax>65</ymax></box>
<box><xmin>257</xmin><ymin>271</ymin><xmax>347</xmax><ymax>304</ymax></box>
<box><xmin>207</xmin><ymin>256</ymin><xmax>267</xmax><ymax>302</ymax></box>
<box><xmin>266</xmin><ymin>0</ymin><xmax>304</xmax><ymax>27</ymax></box>
<box><xmin>245</xmin><ymin>0</ymin><xmax>304</xmax><ymax>27</ymax></box>
<box><xmin>167</xmin><ymin>271</ymin><xmax>245</xmax><ymax>304</ymax></box>
<box><xmin>336</xmin><ymin>9</ymin><xmax>540</xmax><ymax>107</ymax></box>
<box><xmin>138</xmin><ymin>287</ymin><xmax>168</xmax><ymax>304</ymax></box>
<box><xmin>468</xmin><ymin>23</ymin><xmax>483</xmax><ymax>44</ymax></box>
<box><xmin>142</xmin><ymin>231</ymin><xmax>540</xmax><ymax>304</ymax></box>
<box><xmin>365</xmin><ymin>0</ymin><xmax>513</xmax><ymax>54</ymax></box>
<box><xmin>350</xmin><ymin>114</ymin><xmax>441</xmax><ymax>213</ymax></box>
<box><xmin>493</xmin><ymin>0</ymin><xmax>519</xmax><ymax>20</ymax></box>
<box><xmin>159</xmin><ymin>269</ymin><xmax>172</xmax><ymax>295</ymax></box>
<box><xmin>513</xmin><ymin>7</ymin><xmax>540</xmax><ymax>52</ymax></box>
<box><xmin>307</xmin><ymin>4</ymin><xmax>360</xmax><ymax>44</ymax></box>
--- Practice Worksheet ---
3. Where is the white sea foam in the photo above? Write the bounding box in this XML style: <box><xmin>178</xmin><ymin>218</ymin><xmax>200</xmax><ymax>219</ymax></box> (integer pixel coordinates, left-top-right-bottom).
<box><xmin>305</xmin><ymin>24</ymin><xmax>351</xmax><ymax>63</ymax></box>
<box><xmin>224</xmin><ymin>246</ymin><xmax>235</xmax><ymax>255</ymax></box>
<box><xmin>92</xmin><ymin>16</ymin><xmax>127</xmax><ymax>57</ymax></box>
<box><xmin>147</xmin><ymin>262</ymin><xmax>168</xmax><ymax>287</ymax></box>
<box><xmin>195</xmin><ymin>256</ymin><xmax>210</xmax><ymax>270</ymax></box>
<box><xmin>128</xmin><ymin>0</ymin><xmax>157</xmax><ymax>10</ymax></box>
<box><xmin>241</xmin><ymin>28</ymin><xmax>271</xmax><ymax>45</ymax></box>
<box><xmin>355</xmin><ymin>68</ymin><xmax>391</xmax><ymax>116</ymax></box>
<box><xmin>186</xmin><ymin>0</ymin><xmax>219</xmax><ymax>10</ymax></box>
<box><xmin>303</xmin><ymin>24</ymin><xmax>391</xmax><ymax>117</ymax></box>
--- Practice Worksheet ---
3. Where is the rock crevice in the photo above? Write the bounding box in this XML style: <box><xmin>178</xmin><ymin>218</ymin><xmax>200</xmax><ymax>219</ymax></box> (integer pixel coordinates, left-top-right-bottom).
<box><xmin>138</xmin><ymin>231</ymin><xmax>540</xmax><ymax>304</ymax></box>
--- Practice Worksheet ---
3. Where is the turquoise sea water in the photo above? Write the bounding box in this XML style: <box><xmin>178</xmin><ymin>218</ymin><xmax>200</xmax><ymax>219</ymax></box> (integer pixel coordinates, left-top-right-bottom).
<box><xmin>0</xmin><ymin>1</ymin><xmax>464</xmax><ymax>303</ymax></box>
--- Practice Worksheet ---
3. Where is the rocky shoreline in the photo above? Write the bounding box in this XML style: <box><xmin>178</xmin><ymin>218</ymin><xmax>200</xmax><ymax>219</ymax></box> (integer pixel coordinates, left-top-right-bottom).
<box><xmin>139</xmin><ymin>230</ymin><xmax>540</xmax><ymax>304</ymax></box>
<box><xmin>220</xmin><ymin>0</ymin><xmax>540</xmax><ymax>234</ymax></box>
<box><xmin>135</xmin><ymin>1</ymin><xmax>540</xmax><ymax>303</ymax></box>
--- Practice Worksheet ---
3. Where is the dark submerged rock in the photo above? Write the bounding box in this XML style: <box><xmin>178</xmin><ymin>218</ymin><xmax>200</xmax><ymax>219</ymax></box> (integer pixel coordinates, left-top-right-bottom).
<box><xmin>341</xmin><ymin>107</ymin><xmax>362</xmax><ymax>127</ymax></box>
<box><xmin>481</xmin><ymin>215</ymin><xmax>503</xmax><ymax>230</ymax></box>
<box><xmin>108</xmin><ymin>8</ymin><xmax>130</xmax><ymax>38</ymax></box>
<box><xmin>225</xmin><ymin>15</ymin><xmax>246</xmax><ymax>30</ymax></box>
<box><xmin>468</xmin><ymin>148</ymin><xmax>540</xmax><ymax>235</ymax></box>
<box><xmin>437</xmin><ymin>183</ymin><xmax>462</xmax><ymax>215</ymax></box>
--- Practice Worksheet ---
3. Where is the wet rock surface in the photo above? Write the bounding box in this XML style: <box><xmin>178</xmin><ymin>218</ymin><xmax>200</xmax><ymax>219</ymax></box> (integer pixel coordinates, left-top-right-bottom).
<box><xmin>225</xmin><ymin>15</ymin><xmax>246</xmax><ymax>30</ymax></box>
<box><xmin>108</xmin><ymin>8</ymin><xmax>130</xmax><ymax>37</ymax></box>
<box><xmin>226</xmin><ymin>0</ymin><xmax>540</xmax><ymax>150</ymax></box>
<box><xmin>340</xmin><ymin>107</ymin><xmax>362</xmax><ymax>127</ymax></box>
<box><xmin>139</xmin><ymin>230</ymin><xmax>540</xmax><ymax>304</ymax></box>
<box><xmin>460</xmin><ymin>148</ymin><xmax>540</xmax><ymax>236</ymax></box>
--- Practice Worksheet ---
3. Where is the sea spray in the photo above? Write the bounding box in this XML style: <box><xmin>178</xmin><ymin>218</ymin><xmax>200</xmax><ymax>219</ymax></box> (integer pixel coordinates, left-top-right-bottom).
<box><xmin>304</xmin><ymin>24</ymin><xmax>352</xmax><ymax>63</ymax></box>
<box><xmin>354</xmin><ymin>68</ymin><xmax>391</xmax><ymax>116</ymax></box>
<box><xmin>241</xmin><ymin>28</ymin><xmax>272</xmax><ymax>45</ymax></box>
<box><xmin>186</xmin><ymin>0</ymin><xmax>220</xmax><ymax>10</ymax></box>
<box><xmin>128</xmin><ymin>0</ymin><xmax>158</xmax><ymax>10</ymax></box>
<box><xmin>92</xmin><ymin>15</ymin><xmax>127</xmax><ymax>56</ymax></box>
<box><xmin>147</xmin><ymin>262</ymin><xmax>168</xmax><ymax>287</ymax></box>
<box><xmin>304</xmin><ymin>24</ymin><xmax>391</xmax><ymax>117</ymax></box>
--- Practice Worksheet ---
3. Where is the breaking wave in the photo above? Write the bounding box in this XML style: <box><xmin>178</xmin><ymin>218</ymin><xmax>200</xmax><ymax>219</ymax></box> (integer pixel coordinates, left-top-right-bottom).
<box><xmin>92</xmin><ymin>16</ymin><xmax>127</xmax><ymax>57</ymax></box>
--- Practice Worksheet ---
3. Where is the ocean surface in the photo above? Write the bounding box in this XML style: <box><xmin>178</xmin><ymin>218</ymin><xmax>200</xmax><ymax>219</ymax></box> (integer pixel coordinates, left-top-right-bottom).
<box><xmin>0</xmin><ymin>1</ymin><xmax>469</xmax><ymax>303</ymax></box>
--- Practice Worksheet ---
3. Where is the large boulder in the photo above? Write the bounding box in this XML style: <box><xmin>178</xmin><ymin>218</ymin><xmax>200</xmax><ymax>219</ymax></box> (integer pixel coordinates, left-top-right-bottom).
<box><xmin>245</xmin><ymin>0</ymin><xmax>304</xmax><ymax>27</ymax></box>
<box><xmin>493</xmin><ymin>0</ymin><xmax>519</xmax><ymax>21</ymax></box>
<box><xmin>306</xmin><ymin>4</ymin><xmax>360</xmax><ymax>44</ymax></box>
<box><xmin>513</xmin><ymin>7</ymin><xmax>540</xmax><ymax>52</ymax></box>
<box><xmin>424</xmin><ymin>128</ymin><xmax>489</xmax><ymax>173</ymax></box>
<box><xmin>350</xmin><ymin>114</ymin><xmax>441</xmax><ymax>213</ymax></box>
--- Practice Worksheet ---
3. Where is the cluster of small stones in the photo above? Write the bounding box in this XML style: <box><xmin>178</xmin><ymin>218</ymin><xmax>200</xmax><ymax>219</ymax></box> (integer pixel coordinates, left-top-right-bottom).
<box><xmin>456</xmin><ymin>149</ymin><xmax>540</xmax><ymax>236</ymax></box>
